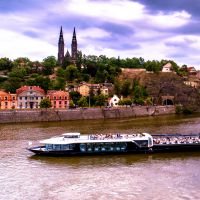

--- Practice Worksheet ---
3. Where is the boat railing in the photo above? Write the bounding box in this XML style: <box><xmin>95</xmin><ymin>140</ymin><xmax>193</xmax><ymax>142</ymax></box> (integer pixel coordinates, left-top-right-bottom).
<box><xmin>153</xmin><ymin>135</ymin><xmax>200</xmax><ymax>145</ymax></box>
<box><xmin>89</xmin><ymin>133</ymin><xmax>145</xmax><ymax>141</ymax></box>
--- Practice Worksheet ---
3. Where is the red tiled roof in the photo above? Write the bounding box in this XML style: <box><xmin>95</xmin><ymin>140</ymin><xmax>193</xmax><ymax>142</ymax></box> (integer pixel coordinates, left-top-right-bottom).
<box><xmin>16</xmin><ymin>86</ymin><xmax>45</xmax><ymax>95</ymax></box>
<box><xmin>47</xmin><ymin>90</ymin><xmax>69</xmax><ymax>97</ymax></box>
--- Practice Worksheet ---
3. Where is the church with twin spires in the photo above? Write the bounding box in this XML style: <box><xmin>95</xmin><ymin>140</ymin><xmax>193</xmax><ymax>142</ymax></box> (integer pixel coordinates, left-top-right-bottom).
<box><xmin>58</xmin><ymin>26</ymin><xmax>78</xmax><ymax>65</ymax></box>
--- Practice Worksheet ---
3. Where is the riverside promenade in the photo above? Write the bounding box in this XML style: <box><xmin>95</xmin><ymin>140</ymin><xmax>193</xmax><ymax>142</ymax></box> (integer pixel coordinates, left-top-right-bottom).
<box><xmin>0</xmin><ymin>106</ymin><xmax>175</xmax><ymax>124</ymax></box>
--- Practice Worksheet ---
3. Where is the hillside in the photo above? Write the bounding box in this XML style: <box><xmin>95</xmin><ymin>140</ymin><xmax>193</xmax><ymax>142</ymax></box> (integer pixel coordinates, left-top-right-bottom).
<box><xmin>119</xmin><ymin>70</ymin><xmax>200</xmax><ymax>110</ymax></box>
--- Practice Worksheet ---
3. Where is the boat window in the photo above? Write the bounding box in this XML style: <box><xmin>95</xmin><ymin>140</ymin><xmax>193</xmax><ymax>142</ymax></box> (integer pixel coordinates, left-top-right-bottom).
<box><xmin>53</xmin><ymin>144</ymin><xmax>61</xmax><ymax>150</ymax></box>
<box><xmin>136</xmin><ymin>140</ymin><xmax>148</xmax><ymax>147</ymax></box>
<box><xmin>61</xmin><ymin>144</ymin><xmax>70</xmax><ymax>150</ymax></box>
<box><xmin>69</xmin><ymin>144</ymin><xmax>75</xmax><ymax>149</ymax></box>
<box><xmin>63</xmin><ymin>133</ymin><xmax>80</xmax><ymax>139</ymax></box>
<box><xmin>46</xmin><ymin>144</ymin><xmax>53</xmax><ymax>150</ymax></box>
<box><xmin>148</xmin><ymin>137</ymin><xmax>153</xmax><ymax>147</ymax></box>
<box><xmin>80</xmin><ymin>144</ymin><xmax>86</xmax><ymax>152</ymax></box>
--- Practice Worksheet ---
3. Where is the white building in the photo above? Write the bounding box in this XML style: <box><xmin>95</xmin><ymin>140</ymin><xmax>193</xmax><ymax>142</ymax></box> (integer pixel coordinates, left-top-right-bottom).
<box><xmin>162</xmin><ymin>63</ymin><xmax>172</xmax><ymax>72</ymax></box>
<box><xmin>109</xmin><ymin>95</ymin><xmax>120</xmax><ymax>107</ymax></box>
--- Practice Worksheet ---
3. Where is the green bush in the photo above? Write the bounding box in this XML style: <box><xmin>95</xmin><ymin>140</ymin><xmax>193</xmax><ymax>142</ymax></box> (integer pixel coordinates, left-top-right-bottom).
<box><xmin>182</xmin><ymin>107</ymin><xmax>193</xmax><ymax>114</ymax></box>
<box><xmin>175</xmin><ymin>105</ymin><xmax>182</xmax><ymax>114</ymax></box>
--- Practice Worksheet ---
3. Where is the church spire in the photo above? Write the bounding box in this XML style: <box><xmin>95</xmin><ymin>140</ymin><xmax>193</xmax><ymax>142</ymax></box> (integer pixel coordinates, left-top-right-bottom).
<box><xmin>71</xmin><ymin>27</ymin><xmax>77</xmax><ymax>64</ymax></box>
<box><xmin>58</xmin><ymin>26</ymin><xmax>65</xmax><ymax>65</ymax></box>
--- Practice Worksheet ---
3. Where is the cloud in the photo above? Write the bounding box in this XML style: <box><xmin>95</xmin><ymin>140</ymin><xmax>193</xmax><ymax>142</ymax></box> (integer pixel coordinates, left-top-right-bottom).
<box><xmin>64</xmin><ymin>0</ymin><xmax>145</xmax><ymax>22</ymax></box>
<box><xmin>0</xmin><ymin>0</ymin><xmax>200</xmax><ymax>68</ymax></box>
<box><xmin>0</xmin><ymin>29</ymin><xmax>56</xmax><ymax>60</ymax></box>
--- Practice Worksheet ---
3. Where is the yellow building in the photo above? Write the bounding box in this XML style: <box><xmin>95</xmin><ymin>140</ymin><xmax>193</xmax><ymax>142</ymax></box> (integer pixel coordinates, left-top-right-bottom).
<box><xmin>77</xmin><ymin>82</ymin><xmax>111</xmax><ymax>97</ymax></box>
<box><xmin>78</xmin><ymin>83</ymin><xmax>90</xmax><ymax>96</ymax></box>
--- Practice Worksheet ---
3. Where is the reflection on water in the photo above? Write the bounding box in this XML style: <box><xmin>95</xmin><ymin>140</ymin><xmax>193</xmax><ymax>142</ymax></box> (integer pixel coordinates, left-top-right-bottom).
<box><xmin>29</xmin><ymin>151</ymin><xmax>200</xmax><ymax>167</ymax></box>
<box><xmin>1</xmin><ymin>114</ymin><xmax>200</xmax><ymax>200</ymax></box>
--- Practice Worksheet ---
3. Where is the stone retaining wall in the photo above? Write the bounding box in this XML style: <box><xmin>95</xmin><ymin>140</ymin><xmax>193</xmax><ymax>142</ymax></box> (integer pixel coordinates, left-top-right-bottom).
<box><xmin>0</xmin><ymin>106</ymin><xmax>175</xmax><ymax>124</ymax></box>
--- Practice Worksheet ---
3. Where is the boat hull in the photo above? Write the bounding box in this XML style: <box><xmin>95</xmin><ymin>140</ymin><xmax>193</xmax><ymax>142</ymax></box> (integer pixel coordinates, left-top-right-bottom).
<box><xmin>28</xmin><ymin>143</ymin><xmax>200</xmax><ymax>156</ymax></box>
<box><xmin>28</xmin><ymin>147</ymin><xmax>150</xmax><ymax>156</ymax></box>
<box><xmin>153</xmin><ymin>143</ymin><xmax>200</xmax><ymax>153</ymax></box>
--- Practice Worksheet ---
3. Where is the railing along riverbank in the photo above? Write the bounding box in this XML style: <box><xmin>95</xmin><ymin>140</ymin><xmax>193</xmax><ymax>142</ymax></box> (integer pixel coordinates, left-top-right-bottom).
<box><xmin>0</xmin><ymin>106</ymin><xmax>175</xmax><ymax>124</ymax></box>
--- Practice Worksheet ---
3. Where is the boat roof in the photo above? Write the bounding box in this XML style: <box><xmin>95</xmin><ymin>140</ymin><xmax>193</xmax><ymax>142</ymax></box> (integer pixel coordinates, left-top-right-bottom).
<box><xmin>40</xmin><ymin>133</ymin><xmax>152</xmax><ymax>145</ymax></box>
<box><xmin>62</xmin><ymin>132</ymin><xmax>80</xmax><ymax>136</ymax></box>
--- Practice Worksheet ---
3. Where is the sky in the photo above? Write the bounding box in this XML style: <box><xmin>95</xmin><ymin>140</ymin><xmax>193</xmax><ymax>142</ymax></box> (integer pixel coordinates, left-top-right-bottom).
<box><xmin>1</xmin><ymin>0</ymin><xmax>200</xmax><ymax>68</ymax></box>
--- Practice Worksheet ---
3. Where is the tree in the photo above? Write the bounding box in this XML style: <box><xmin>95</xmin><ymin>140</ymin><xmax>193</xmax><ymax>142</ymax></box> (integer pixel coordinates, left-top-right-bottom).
<box><xmin>94</xmin><ymin>94</ymin><xmax>106</xmax><ymax>107</ymax></box>
<box><xmin>51</xmin><ymin>77</ymin><xmax>65</xmax><ymax>90</ymax></box>
<box><xmin>118</xmin><ymin>98</ymin><xmax>132</xmax><ymax>107</ymax></box>
<box><xmin>69</xmin><ymin>91</ymin><xmax>82</xmax><ymax>105</ymax></box>
<box><xmin>39</xmin><ymin>98</ymin><xmax>52</xmax><ymax>109</ymax></box>
<box><xmin>69</xmin><ymin>100</ymin><xmax>75</xmax><ymax>108</ymax></box>
<box><xmin>123</xmin><ymin>98</ymin><xmax>132</xmax><ymax>107</ymax></box>
<box><xmin>121</xmin><ymin>80</ymin><xmax>131</xmax><ymax>97</ymax></box>
<box><xmin>42</xmin><ymin>56</ymin><xmax>57</xmax><ymax>75</ymax></box>
<box><xmin>34</xmin><ymin>76</ymin><xmax>51</xmax><ymax>91</ymax></box>
<box><xmin>9</xmin><ymin>67</ymin><xmax>27</xmax><ymax>79</ymax></box>
<box><xmin>114</xmin><ymin>80</ymin><xmax>121</xmax><ymax>96</ymax></box>
<box><xmin>62</xmin><ymin>54</ymin><xmax>71</xmax><ymax>68</ymax></box>
<box><xmin>13</xmin><ymin>57</ymin><xmax>30</xmax><ymax>68</ymax></box>
<box><xmin>76</xmin><ymin>50</ymin><xmax>83</xmax><ymax>69</ymax></box>
<box><xmin>65</xmin><ymin>65</ymin><xmax>79</xmax><ymax>81</ymax></box>
<box><xmin>0</xmin><ymin>57</ymin><xmax>13</xmax><ymax>70</ymax></box>
<box><xmin>3</xmin><ymin>77</ymin><xmax>22</xmax><ymax>93</ymax></box>
<box><xmin>145</xmin><ymin>60</ymin><xmax>162</xmax><ymax>73</ymax></box>
<box><xmin>77</xmin><ymin>96</ymin><xmax>88</xmax><ymax>107</ymax></box>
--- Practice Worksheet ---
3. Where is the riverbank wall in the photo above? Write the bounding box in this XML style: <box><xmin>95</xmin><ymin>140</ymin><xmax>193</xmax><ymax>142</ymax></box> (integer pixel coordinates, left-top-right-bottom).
<box><xmin>0</xmin><ymin>106</ymin><xmax>175</xmax><ymax>124</ymax></box>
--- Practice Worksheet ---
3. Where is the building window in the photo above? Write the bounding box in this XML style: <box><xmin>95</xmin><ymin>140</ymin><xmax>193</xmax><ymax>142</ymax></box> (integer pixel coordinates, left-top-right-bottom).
<box><xmin>36</xmin><ymin>96</ymin><xmax>38</xmax><ymax>100</ymax></box>
<box><xmin>5</xmin><ymin>96</ymin><xmax>8</xmax><ymax>100</ymax></box>
<box><xmin>54</xmin><ymin>96</ymin><xmax>56</xmax><ymax>100</ymax></box>
<box><xmin>12</xmin><ymin>97</ymin><xmax>15</xmax><ymax>100</ymax></box>
<box><xmin>41</xmin><ymin>97</ymin><xmax>43</xmax><ymax>100</ymax></box>
<box><xmin>25</xmin><ymin>102</ymin><xmax>27</xmax><ymax>108</ymax></box>
<box><xmin>59</xmin><ymin>96</ymin><xmax>62</xmax><ymax>100</ymax></box>
<box><xmin>25</xmin><ymin>97</ymin><xmax>27</xmax><ymax>100</ymax></box>
<box><xmin>59</xmin><ymin>101</ymin><xmax>62</xmax><ymax>104</ymax></box>
<box><xmin>65</xmin><ymin>96</ymin><xmax>67</xmax><ymax>100</ymax></box>
<box><xmin>19</xmin><ymin>97</ymin><xmax>22</xmax><ymax>100</ymax></box>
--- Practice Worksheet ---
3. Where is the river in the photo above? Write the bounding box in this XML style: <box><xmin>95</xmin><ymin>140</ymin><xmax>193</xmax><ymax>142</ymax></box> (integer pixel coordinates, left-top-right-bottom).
<box><xmin>1</xmin><ymin>114</ymin><xmax>200</xmax><ymax>200</ymax></box>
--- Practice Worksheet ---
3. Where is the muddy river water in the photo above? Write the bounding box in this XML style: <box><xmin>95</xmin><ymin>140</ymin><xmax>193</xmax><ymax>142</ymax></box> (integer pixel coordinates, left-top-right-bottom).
<box><xmin>1</xmin><ymin>114</ymin><xmax>200</xmax><ymax>200</ymax></box>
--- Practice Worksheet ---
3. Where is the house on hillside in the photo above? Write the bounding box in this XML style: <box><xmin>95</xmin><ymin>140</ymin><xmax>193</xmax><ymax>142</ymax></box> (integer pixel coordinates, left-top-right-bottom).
<box><xmin>108</xmin><ymin>95</ymin><xmax>120</xmax><ymax>107</ymax></box>
<box><xmin>47</xmin><ymin>90</ymin><xmax>69</xmax><ymax>109</ymax></box>
<box><xmin>196</xmin><ymin>70</ymin><xmax>200</xmax><ymax>79</ymax></box>
<box><xmin>162</xmin><ymin>63</ymin><xmax>172</xmax><ymax>72</ymax></box>
<box><xmin>184</xmin><ymin>77</ymin><xmax>200</xmax><ymax>88</ymax></box>
<box><xmin>0</xmin><ymin>91</ymin><xmax>17</xmax><ymax>109</ymax></box>
<box><xmin>187</xmin><ymin>67</ymin><xmax>197</xmax><ymax>75</ymax></box>
<box><xmin>76</xmin><ymin>82</ymin><xmax>112</xmax><ymax>97</ymax></box>
<box><xmin>16</xmin><ymin>86</ymin><xmax>45</xmax><ymax>109</ymax></box>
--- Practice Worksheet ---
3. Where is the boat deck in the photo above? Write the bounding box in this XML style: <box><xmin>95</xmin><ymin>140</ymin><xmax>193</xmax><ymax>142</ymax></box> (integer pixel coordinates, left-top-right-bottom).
<box><xmin>40</xmin><ymin>133</ymin><xmax>151</xmax><ymax>145</ymax></box>
<box><xmin>153</xmin><ymin>134</ymin><xmax>200</xmax><ymax>145</ymax></box>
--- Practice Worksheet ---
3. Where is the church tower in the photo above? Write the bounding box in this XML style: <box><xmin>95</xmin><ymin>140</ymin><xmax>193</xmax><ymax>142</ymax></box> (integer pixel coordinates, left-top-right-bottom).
<box><xmin>71</xmin><ymin>27</ymin><xmax>77</xmax><ymax>64</ymax></box>
<box><xmin>58</xmin><ymin>26</ymin><xmax>65</xmax><ymax>65</ymax></box>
